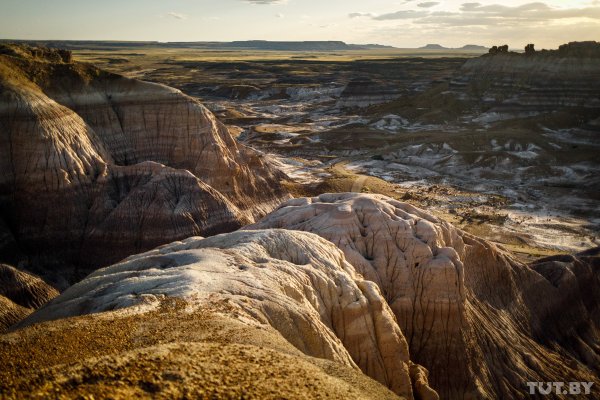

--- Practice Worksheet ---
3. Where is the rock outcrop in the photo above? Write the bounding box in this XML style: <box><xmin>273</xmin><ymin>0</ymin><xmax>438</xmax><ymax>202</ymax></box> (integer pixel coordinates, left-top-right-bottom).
<box><xmin>8</xmin><ymin>229</ymin><xmax>437</xmax><ymax>399</ymax></box>
<box><xmin>528</xmin><ymin>248</ymin><xmax>600</xmax><ymax>367</ymax></box>
<box><xmin>249</xmin><ymin>193</ymin><xmax>600</xmax><ymax>399</ymax></box>
<box><xmin>0</xmin><ymin>44</ymin><xmax>288</xmax><ymax>285</ymax></box>
<box><xmin>0</xmin><ymin>264</ymin><xmax>58</xmax><ymax>331</ymax></box>
<box><xmin>337</xmin><ymin>78</ymin><xmax>401</xmax><ymax>109</ymax></box>
<box><xmin>0</xmin><ymin>295</ymin><xmax>28</xmax><ymax>333</ymax></box>
<box><xmin>452</xmin><ymin>41</ymin><xmax>600</xmax><ymax>117</ymax></box>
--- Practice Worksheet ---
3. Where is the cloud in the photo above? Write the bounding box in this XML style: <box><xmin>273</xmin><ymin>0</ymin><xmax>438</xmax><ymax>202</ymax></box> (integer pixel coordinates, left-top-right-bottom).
<box><xmin>349</xmin><ymin>12</ymin><xmax>377</xmax><ymax>18</ymax></box>
<box><xmin>415</xmin><ymin>2</ymin><xmax>600</xmax><ymax>27</ymax></box>
<box><xmin>243</xmin><ymin>0</ymin><xmax>287</xmax><ymax>4</ymax></box>
<box><xmin>373</xmin><ymin>10</ymin><xmax>429</xmax><ymax>20</ymax></box>
<box><xmin>458</xmin><ymin>1</ymin><xmax>600</xmax><ymax>19</ymax></box>
<box><xmin>430</xmin><ymin>11</ymin><xmax>456</xmax><ymax>16</ymax></box>
<box><xmin>357</xmin><ymin>2</ymin><xmax>600</xmax><ymax>49</ymax></box>
<box><xmin>459</xmin><ymin>2</ymin><xmax>550</xmax><ymax>13</ymax></box>
<box><xmin>354</xmin><ymin>2</ymin><xmax>600</xmax><ymax>27</ymax></box>
<box><xmin>307</xmin><ymin>22</ymin><xmax>338</xmax><ymax>29</ymax></box>
<box><xmin>418</xmin><ymin>2</ymin><xmax>439</xmax><ymax>8</ymax></box>
<box><xmin>166</xmin><ymin>12</ymin><xmax>187</xmax><ymax>20</ymax></box>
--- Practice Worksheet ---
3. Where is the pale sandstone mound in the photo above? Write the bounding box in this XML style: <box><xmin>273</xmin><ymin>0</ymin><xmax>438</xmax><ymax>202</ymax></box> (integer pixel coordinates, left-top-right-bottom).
<box><xmin>249</xmin><ymin>193</ymin><xmax>600</xmax><ymax>399</ymax></box>
<box><xmin>0</xmin><ymin>264</ymin><xmax>58</xmax><ymax>331</ymax></box>
<box><xmin>15</xmin><ymin>229</ymin><xmax>437</xmax><ymax>399</ymax></box>
<box><xmin>0</xmin><ymin>44</ymin><xmax>288</xmax><ymax>284</ymax></box>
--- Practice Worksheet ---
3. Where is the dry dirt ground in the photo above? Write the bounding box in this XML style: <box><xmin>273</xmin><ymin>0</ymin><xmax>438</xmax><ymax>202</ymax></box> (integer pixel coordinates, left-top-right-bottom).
<box><xmin>0</xmin><ymin>299</ymin><xmax>401</xmax><ymax>399</ymax></box>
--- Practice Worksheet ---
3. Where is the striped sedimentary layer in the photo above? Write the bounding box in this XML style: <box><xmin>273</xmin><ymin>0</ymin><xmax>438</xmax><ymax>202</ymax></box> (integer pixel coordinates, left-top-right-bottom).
<box><xmin>451</xmin><ymin>42</ymin><xmax>600</xmax><ymax>115</ymax></box>
<box><xmin>0</xmin><ymin>264</ymin><xmax>58</xmax><ymax>331</ymax></box>
<box><xmin>0</xmin><ymin>44</ymin><xmax>288</xmax><ymax>285</ymax></box>
<box><xmin>337</xmin><ymin>78</ymin><xmax>401</xmax><ymax>109</ymax></box>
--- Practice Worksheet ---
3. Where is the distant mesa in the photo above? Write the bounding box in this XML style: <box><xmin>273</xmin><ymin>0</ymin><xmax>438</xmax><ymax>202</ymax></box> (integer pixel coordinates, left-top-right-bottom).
<box><xmin>0</xmin><ymin>39</ymin><xmax>495</xmax><ymax>53</ymax></box>
<box><xmin>460</xmin><ymin>44</ymin><xmax>488</xmax><ymax>51</ymax></box>
<box><xmin>557</xmin><ymin>40</ymin><xmax>600</xmax><ymax>57</ymax></box>
<box><xmin>420</xmin><ymin>44</ymin><xmax>447</xmax><ymax>50</ymax></box>
<box><xmin>450</xmin><ymin>40</ymin><xmax>600</xmax><ymax>128</ymax></box>
<box><xmin>222</xmin><ymin>41</ymin><xmax>395</xmax><ymax>51</ymax></box>
<box><xmin>419</xmin><ymin>44</ymin><xmax>488</xmax><ymax>51</ymax></box>
<box><xmin>0</xmin><ymin>39</ymin><xmax>395</xmax><ymax>52</ymax></box>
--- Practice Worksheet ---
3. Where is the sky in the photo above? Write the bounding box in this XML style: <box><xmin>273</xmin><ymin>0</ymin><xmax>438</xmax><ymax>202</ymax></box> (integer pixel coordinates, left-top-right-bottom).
<box><xmin>1</xmin><ymin>0</ymin><xmax>599</xmax><ymax>48</ymax></box>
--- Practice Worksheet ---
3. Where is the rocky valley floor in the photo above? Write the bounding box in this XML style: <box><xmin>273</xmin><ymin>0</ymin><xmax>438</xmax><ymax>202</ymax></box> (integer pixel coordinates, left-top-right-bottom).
<box><xmin>79</xmin><ymin>46</ymin><xmax>600</xmax><ymax>259</ymax></box>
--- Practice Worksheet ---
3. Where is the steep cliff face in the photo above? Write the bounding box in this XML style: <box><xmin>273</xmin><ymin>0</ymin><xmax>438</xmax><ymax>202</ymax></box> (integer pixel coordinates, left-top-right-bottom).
<box><xmin>451</xmin><ymin>41</ymin><xmax>600</xmax><ymax>117</ymax></box>
<box><xmin>249</xmin><ymin>193</ymin><xmax>600</xmax><ymax>399</ymax></box>
<box><xmin>27</xmin><ymin>62</ymin><xmax>284</xmax><ymax>218</ymax></box>
<box><xmin>0</xmin><ymin>44</ymin><xmax>288</xmax><ymax>285</ymax></box>
<box><xmin>10</xmin><ymin>229</ymin><xmax>437</xmax><ymax>400</ymax></box>
<box><xmin>528</xmin><ymin>248</ymin><xmax>600</xmax><ymax>366</ymax></box>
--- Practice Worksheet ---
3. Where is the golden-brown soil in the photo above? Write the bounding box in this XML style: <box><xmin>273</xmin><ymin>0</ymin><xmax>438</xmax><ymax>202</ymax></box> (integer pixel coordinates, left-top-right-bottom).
<box><xmin>0</xmin><ymin>300</ymin><xmax>401</xmax><ymax>399</ymax></box>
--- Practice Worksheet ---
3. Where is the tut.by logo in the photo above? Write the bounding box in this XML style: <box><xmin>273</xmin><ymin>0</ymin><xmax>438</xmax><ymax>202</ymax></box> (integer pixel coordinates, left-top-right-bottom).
<box><xmin>526</xmin><ymin>382</ymin><xmax>594</xmax><ymax>395</ymax></box>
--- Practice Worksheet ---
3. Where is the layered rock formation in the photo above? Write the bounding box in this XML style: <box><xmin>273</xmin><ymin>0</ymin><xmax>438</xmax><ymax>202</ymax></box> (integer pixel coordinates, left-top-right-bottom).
<box><xmin>0</xmin><ymin>295</ymin><xmax>28</xmax><ymax>333</ymax></box>
<box><xmin>528</xmin><ymin>248</ymin><xmax>600</xmax><ymax>367</ymax></box>
<box><xmin>7</xmin><ymin>229</ymin><xmax>437</xmax><ymax>399</ymax></box>
<box><xmin>249</xmin><ymin>193</ymin><xmax>600</xmax><ymax>399</ymax></box>
<box><xmin>0</xmin><ymin>264</ymin><xmax>58</xmax><ymax>331</ymax></box>
<box><xmin>0</xmin><ymin>44</ymin><xmax>288</xmax><ymax>285</ymax></box>
<box><xmin>451</xmin><ymin>41</ymin><xmax>600</xmax><ymax>118</ymax></box>
<box><xmin>337</xmin><ymin>78</ymin><xmax>401</xmax><ymax>108</ymax></box>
